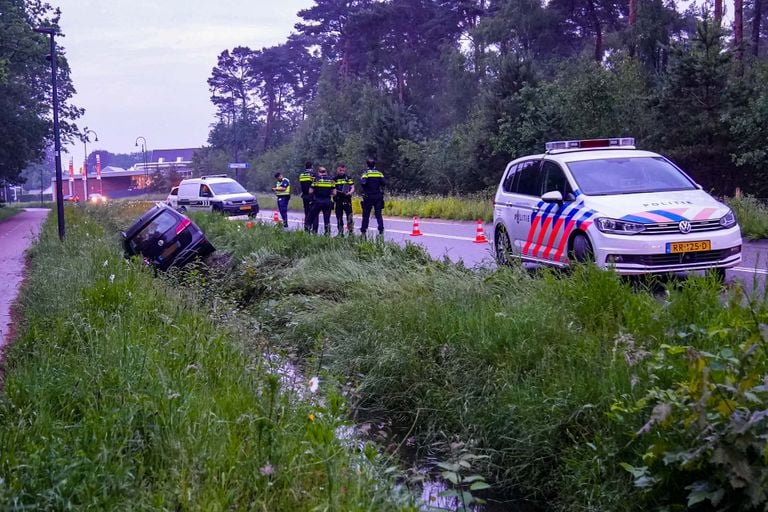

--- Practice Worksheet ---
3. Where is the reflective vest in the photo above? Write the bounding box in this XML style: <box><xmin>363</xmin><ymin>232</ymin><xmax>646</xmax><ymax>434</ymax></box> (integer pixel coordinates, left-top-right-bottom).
<box><xmin>299</xmin><ymin>169</ymin><xmax>315</xmax><ymax>195</ymax></box>
<box><xmin>275</xmin><ymin>177</ymin><xmax>290</xmax><ymax>196</ymax></box>
<box><xmin>360</xmin><ymin>169</ymin><xmax>385</xmax><ymax>197</ymax></box>
<box><xmin>311</xmin><ymin>174</ymin><xmax>335</xmax><ymax>199</ymax></box>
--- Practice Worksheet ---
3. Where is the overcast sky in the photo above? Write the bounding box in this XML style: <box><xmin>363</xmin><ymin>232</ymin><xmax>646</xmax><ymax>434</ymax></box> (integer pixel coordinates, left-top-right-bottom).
<box><xmin>52</xmin><ymin>0</ymin><xmax>315</xmax><ymax>158</ymax></box>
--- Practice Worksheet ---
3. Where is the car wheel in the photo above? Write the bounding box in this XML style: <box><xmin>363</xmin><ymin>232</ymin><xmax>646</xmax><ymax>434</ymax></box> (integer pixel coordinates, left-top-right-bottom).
<box><xmin>570</xmin><ymin>233</ymin><xmax>594</xmax><ymax>263</ymax></box>
<box><xmin>494</xmin><ymin>226</ymin><xmax>515</xmax><ymax>266</ymax></box>
<box><xmin>178</xmin><ymin>206</ymin><xmax>187</xmax><ymax>214</ymax></box>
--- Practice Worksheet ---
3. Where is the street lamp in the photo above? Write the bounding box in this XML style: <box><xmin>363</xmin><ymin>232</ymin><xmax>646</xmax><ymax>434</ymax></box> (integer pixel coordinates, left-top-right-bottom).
<box><xmin>34</xmin><ymin>26</ymin><xmax>65</xmax><ymax>240</ymax></box>
<box><xmin>82</xmin><ymin>128</ymin><xmax>98</xmax><ymax>200</ymax></box>
<box><xmin>135</xmin><ymin>136</ymin><xmax>148</xmax><ymax>189</ymax></box>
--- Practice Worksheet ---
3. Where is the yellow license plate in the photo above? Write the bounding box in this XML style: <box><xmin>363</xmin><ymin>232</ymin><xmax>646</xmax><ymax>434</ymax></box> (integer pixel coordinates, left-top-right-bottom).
<box><xmin>666</xmin><ymin>240</ymin><xmax>711</xmax><ymax>253</ymax></box>
<box><xmin>239</xmin><ymin>205</ymin><xmax>252</xmax><ymax>211</ymax></box>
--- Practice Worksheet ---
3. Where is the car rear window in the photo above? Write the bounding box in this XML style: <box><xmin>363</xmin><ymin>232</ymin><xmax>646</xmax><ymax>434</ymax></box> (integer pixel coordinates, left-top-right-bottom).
<box><xmin>132</xmin><ymin>211</ymin><xmax>179</xmax><ymax>247</ymax></box>
<box><xmin>566</xmin><ymin>157</ymin><xmax>696</xmax><ymax>195</ymax></box>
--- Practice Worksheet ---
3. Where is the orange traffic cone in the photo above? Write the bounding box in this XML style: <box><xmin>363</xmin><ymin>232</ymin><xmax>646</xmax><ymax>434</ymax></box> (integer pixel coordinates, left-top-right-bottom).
<box><xmin>273</xmin><ymin>210</ymin><xmax>280</xmax><ymax>224</ymax></box>
<box><xmin>473</xmin><ymin>219</ymin><xmax>488</xmax><ymax>244</ymax></box>
<box><xmin>245</xmin><ymin>220</ymin><xmax>255</xmax><ymax>229</ymax></box>
<box><xmin>410</xmin><ymin>216</ymin><xmax>423</xmax><ymax>236</ymax></box>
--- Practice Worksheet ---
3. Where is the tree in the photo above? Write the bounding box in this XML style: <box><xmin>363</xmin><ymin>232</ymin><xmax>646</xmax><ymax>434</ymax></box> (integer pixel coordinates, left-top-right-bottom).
<box><xmin>0</xmin><ymin>0</ymin><xmax>82</xmax><ymax>185</ymax></box>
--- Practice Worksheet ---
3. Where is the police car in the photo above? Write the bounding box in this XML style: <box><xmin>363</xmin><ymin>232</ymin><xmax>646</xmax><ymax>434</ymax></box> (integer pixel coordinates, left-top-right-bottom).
<box><xmin>493</xmin><ymin>138</ymin><xmax>742</xmax><ymax>276</ymax></box>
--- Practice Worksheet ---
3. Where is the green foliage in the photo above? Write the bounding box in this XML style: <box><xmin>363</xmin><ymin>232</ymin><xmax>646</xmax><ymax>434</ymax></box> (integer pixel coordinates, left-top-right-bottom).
<box><xmin>0</xmin><ymin>207</ymin><xmax>415</xmax><ymax>510</ymax></box>
<box><xmin>611</xmin><ymin>322</ymin><xmax>768</xmax><ymax>510</ymax></box>
<box><xmin>728</xmin><ymin>195</ymin><xmax>768</xmax><ymax>240</ymax></box>
<box><xmin>0</xmin><ymin>205</ymin><xmax>22</xmax><ymax>222</ymax></box>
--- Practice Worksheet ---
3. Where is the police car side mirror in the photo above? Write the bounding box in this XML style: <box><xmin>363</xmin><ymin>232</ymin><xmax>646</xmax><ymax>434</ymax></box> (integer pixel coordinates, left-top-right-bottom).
<box><xmin>541</xmin><ymin>191</ymin><xmax>563</xmax><ymax>204</ymax></box>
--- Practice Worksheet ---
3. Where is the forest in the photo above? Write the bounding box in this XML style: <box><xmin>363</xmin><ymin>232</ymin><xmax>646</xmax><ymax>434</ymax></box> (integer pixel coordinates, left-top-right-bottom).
<box><xmin>197</xmin><ymin>0</ymin><xmax>768</xmax><ymax>197</ymax></box>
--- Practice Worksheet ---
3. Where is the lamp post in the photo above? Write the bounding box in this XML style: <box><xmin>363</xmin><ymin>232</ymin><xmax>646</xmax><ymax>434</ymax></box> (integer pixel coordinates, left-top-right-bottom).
<box><xmin>82</xmin><ymin>128</ymin><xmax>98</xmax><ymax>200</ymax></box>
<box><xmin>34</xmin><ymin>26</ymin><xmax>65</xmax><ymax>240</ymax></box>
<box><xmin>135</xmin><ymin>136</ymin><xmax>148</xmax><ymax>189</ymax></box>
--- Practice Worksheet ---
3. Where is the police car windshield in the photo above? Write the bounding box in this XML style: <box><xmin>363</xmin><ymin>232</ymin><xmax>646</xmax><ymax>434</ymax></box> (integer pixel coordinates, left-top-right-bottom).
<box><xmin>566</xmin><ymin>157</ymin><xmax>696</xmax><ymax>196</ymax></box>
<box><xmin>209</xmin><ymin>181</ymin><xmax>247</xmax><ymax>195</ymax></box>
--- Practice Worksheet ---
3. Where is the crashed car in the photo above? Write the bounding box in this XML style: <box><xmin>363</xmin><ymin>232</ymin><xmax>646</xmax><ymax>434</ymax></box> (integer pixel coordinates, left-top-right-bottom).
<box><xmin>121</xmin><ymin>203</ymin><xmax>215</xmax><ymax>271</ymax></box>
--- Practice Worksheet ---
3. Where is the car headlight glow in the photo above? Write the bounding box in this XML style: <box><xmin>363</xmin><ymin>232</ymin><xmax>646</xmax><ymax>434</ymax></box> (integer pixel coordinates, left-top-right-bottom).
<box><xmin>594</xmin><ymin>217</ymin><xmax>646</xmax><ymax>235</ymax></box>
<box><xmin>719</xmin><ymin>209</ymin><xmax>737</xmax><ymax>229</ymax></box>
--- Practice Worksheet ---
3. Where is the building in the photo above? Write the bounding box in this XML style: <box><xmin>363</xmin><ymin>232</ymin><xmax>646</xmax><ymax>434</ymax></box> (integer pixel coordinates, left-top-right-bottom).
<box><xmin>54</xmin><ymin>148</ymin><xmax>200</xmax><ymax>201</ymax></box>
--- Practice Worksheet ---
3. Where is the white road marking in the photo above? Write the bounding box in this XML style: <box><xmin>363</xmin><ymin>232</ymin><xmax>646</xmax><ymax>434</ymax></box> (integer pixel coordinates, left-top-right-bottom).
<box><xmin>732</xmin><ymin>267</ymin><xmax>768</xmax><ymax>275</ymax></box>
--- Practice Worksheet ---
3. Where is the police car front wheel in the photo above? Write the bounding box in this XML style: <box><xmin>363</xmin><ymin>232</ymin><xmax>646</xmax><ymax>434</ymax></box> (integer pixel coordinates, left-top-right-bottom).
<box><xmin>570</xmin><ymin>233</ymin><xmax>594</xmax><ymax>264</ymax></box>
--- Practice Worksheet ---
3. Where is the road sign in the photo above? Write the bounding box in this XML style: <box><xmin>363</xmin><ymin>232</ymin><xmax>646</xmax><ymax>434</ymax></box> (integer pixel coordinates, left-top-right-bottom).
<box><xmin>228</xmin><ymin>162</ymin><xmax>249</xmax><ymax>169</ymax></box>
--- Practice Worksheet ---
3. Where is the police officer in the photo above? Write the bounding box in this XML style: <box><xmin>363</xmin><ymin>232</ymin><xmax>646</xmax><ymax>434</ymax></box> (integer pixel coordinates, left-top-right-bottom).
<box><xmin>308</xmin><ymin>166</ymin><xmax>336</xmax><ymax>235</ymax></box>
<box><xmin>359</xmin><ymin>158</ymin><xmax>385</xmax><ymax>237</ymax></box>
<box><xmin>271</xmin><ymin>172</ymin><xmax>290</xmax><ymax>227</ymax></box>
<box><xmin>299</xmin><ymin>161</ymin><xmax>316</xmax><ymax>232</ymax></box>
<box><xmin>333</xmin><ymin>163</ymin><xmax>355</xmax><ymax>235</ymax></box>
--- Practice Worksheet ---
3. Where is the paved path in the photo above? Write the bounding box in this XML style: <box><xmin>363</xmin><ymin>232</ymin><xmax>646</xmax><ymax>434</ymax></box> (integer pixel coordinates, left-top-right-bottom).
<box><xmin>0</xmin><ymin>209</ymin><xmax>49</xmax><ymax>348</ymax></box>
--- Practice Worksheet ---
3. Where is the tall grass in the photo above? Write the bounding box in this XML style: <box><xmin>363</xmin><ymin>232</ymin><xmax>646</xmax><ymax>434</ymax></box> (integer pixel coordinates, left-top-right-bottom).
<box><xmin>0</xmin><ymin>207</ymin><xmax>415</xmax><ymax>511</ymax></box>
<box><xmin>255</xmin><ymin>192</ymin><xmax>494</xmax><ymax>221</ymax></box>
<box><xmin>184</xmin><ymin>212</ymin><xmax>767</xmax><ymax>511</ymax></box>
<box><xmin>728</xmin><ymin>195</ymin><xmax>768</xmax><ymax>239</ymax></box>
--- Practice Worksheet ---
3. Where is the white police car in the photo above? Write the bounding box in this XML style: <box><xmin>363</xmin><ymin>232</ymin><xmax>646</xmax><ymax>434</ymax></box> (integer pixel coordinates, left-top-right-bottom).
<box><xmin>493</xmin><ymin>138</ymin><xmax>742</xmax><ymax>276</ymax></box>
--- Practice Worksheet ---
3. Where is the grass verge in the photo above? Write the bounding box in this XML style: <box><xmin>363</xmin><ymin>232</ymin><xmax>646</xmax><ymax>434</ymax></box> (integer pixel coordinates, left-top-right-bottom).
<box><xmin>255</xmin><ymin>192</ymin><xmax>494</xmax><ymax>222</ymax></box>
<box><xmin>728</xmin><ymin>195</ymin><xmax>768</xmax><ymax>239</ymax></box>
<box><xmin>0</xmin><ymin>205</ymin><xmax>22</xmax><ymax>223</ymax></box>
<box><xmin>0</xmin><ymin>206</ymin><xmax>415</xmax><ymax>511</ymax></box>
<box><xmin>185</xmin><ymin>211</ymin><xmax>768</xmax><ymax>511</ymax></box>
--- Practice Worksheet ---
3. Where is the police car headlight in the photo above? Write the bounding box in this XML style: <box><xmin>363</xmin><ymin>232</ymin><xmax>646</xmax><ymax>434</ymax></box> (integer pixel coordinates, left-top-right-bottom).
<box><xmin>594</xmin><ymin>217</ymin><xmax>646</xmax><ymax>235</ymax></box>
<box><xmin>719</xmin><ymin>209</ymin><xmax>737</xmax><ymax>228</ymax></box>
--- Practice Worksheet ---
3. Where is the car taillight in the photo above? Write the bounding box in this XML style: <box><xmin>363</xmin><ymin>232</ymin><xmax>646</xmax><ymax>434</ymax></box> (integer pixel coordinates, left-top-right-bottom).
<box><xmin>175</xmin><ymin>218</ymin><xmax>191</xmax><ymax>235</ymax></box>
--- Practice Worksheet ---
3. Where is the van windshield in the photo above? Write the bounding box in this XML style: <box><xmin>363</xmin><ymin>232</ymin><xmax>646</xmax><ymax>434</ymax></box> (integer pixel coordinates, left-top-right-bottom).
<box><xmin>210</xmin><ymin>181</ymin><xmax>247</xmax><ymax>195</ymax></box>
<box><xmin>566</xmin><ymin>157</ymin><xmax>696</xmax><ymax>195</ymax></box>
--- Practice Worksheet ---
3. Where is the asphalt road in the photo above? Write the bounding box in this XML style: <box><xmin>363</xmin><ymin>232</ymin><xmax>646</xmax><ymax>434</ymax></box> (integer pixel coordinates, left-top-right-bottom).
<box><xmin>255</xmin><ymin>209</ymin><xmax>768</xmax><ymax>289</ymax></box>
<box><xmin>0</xmin><ymin>208</ymin><xmax>49</xmax><ymax>348</ymax></box>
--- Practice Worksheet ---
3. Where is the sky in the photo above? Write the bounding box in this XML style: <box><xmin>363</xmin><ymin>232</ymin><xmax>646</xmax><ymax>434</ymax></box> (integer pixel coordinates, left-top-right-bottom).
<box><xmin>52</xmin><ymin>0</ymin><xmax>316</xmax><ymax>158</ymax></box>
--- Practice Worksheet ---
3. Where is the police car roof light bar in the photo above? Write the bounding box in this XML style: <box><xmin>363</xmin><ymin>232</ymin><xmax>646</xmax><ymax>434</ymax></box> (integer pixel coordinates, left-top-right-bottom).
<box><xmin>545</xmin><ymin>137</ymin><xmax>635</xmax><ymax>152</ymax></box>
<box><xmin>200</xmin><ymin>174</ymin><xmax>228</xmax><ymax>180</ymax></box>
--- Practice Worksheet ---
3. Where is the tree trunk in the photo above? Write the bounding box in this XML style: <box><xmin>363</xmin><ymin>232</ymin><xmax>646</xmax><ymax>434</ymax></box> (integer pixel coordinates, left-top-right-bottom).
<box><xmin>734</xmin><ymin>0</ymin><xmax>744</xmax><ymax>67</ymax></box>
<box><xmin>715</xmin><ymin>0</ymin><xmax>723</xmax><ymax>23</ymax></box>
<box><xmin>753</xmin><ymin>0</ymin><xmax>762</xmax><ymax>56</ymax></box>
<box><xmin>587</xmin><ymin>0</ymin><xmax>603</xmax><ymax>61</ymax></box>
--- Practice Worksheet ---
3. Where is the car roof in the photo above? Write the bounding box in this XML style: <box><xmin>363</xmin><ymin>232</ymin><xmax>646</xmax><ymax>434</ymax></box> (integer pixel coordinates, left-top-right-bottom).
<box><xmin>508</xmin><ymin>149</ymin><xmax>661</xmax><ymax>167</ymax></box>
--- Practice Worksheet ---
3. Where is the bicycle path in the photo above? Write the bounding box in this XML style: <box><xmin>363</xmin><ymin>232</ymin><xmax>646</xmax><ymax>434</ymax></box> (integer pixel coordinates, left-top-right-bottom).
<box><xmin>0</xmin><ymin>208</ymin><xmax>49</xmax><ymax>349</ymax></box>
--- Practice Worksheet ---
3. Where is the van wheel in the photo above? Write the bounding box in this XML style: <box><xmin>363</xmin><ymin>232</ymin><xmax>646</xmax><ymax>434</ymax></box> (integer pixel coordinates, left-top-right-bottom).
<box><xmin>570</xmin><ymin>233</ymin><xmax>594</xmax><ymax>263</ymax></box>
<box><xmin>212</xmin><ymin>205</ymin><xmax>222</xmax><ymax>214</ymax></box>
<box><xmin>495</xmin><ymin>226</ymin><xmax>514</xmax><ymax>266</ymax></box>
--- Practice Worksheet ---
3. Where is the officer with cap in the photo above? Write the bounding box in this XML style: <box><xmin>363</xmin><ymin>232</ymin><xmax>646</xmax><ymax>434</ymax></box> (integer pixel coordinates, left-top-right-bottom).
<box><xmin>271</xmin><ymin>172</ymin><xmax>291</xmax><ymax>227</ymax></box>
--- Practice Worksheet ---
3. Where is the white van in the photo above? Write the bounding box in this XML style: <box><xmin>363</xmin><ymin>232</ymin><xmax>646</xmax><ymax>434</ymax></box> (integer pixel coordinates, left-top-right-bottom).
<box><xmin>493</xmin><ymin>138</ymin><xmax>742</xmax><ymax>277</ymax></box>
<box><xmin>176</xmin><ymin>175</ymin><xmax>259</xmax><ymax>216</ymax></box>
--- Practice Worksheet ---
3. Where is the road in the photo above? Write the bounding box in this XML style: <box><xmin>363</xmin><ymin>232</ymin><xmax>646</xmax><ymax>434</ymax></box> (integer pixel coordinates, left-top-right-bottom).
<box><xmin>254</xmin><ymin>210</ymin><xmax>767</xmax><ymax>289</ymax></box>
<box><xmin>0</xmin><ymin>209</ymin><xmax>49</xmax><ymax>348</ymax></box>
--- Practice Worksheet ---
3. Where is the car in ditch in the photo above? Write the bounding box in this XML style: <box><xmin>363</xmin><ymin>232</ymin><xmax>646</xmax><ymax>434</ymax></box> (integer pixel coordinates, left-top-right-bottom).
<box><xmin>492</xmin><ymin>137</ymin><xmax>742</xmax><ymax>277</ymax></box>
<box><xmin>121</xmin><ymin>203</ymin><xmax>215</xmax><ymax>271</ymax></box>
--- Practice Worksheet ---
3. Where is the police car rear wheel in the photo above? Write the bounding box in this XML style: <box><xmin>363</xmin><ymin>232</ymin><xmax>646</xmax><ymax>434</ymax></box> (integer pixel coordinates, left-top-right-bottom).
<box><xmin>570</xmin><ymin>233</ymin><xmax>594</xmax><ymax>263</ymax></box>
<box><xmin>495</xmin><ymin>226</ymin><xmax>514</xmax><ymax>266</ymax></box>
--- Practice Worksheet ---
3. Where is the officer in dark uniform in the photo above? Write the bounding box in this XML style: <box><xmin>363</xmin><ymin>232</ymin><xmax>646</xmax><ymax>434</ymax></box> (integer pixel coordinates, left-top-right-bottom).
<box><xmin>333</xmin><ymin>163</ymin><xmax>355</xmax><ymax>235</ymax></box>
<box><xmin>308</xmin><ymin>167</ymin><xmax>336</xmax><ymax>235</ymax></box>
<box><xmin>299</xmin><ymin>161</ymin><xmax>316</xmax><ymax>232</ymax></box>
<box><xmin>359</xmin><ymin>158</ymin><xmax>385</xmax><ymax>237</ymax></box>
<box><xmin>271</xmin><ymin>172</ymin><xmax>290</xmax><ymax>227</ymax></box>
